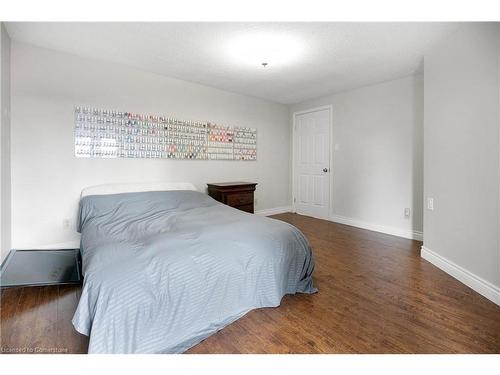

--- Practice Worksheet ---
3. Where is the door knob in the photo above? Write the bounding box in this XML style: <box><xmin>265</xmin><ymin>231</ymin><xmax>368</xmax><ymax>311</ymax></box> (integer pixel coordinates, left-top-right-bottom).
<box><xmin>323</xmin><ymin>168</ymin><xmax>328</xmax><ymax>173</ymax></box>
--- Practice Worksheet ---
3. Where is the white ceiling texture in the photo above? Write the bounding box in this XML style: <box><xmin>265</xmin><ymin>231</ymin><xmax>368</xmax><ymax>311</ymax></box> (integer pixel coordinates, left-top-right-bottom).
<box><xmin>6</xmin><ymin>22</ymin><xmax>459</xmax><ymax>104</ymax></box>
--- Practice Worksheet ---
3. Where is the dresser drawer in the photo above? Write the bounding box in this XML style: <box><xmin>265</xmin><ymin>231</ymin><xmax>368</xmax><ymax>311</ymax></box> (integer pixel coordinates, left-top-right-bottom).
<box><xmin>207</xmin><ymin>182</ymin><xmax>257</xmax><ymax>214</ymax></box>
<box><xmin>235</xmin><ymin>204</ymin><xmax>254</xmax><ymax>213</ymax></box>
<box><xmin>226</xmin><ymin>192</ymin><xmax>254</xmax><ymax>206</ymax></box>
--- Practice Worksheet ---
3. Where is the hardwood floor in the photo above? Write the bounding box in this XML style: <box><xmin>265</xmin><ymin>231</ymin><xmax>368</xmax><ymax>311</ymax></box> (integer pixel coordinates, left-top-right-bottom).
<box><xmin>1</xmin><ymin>285</ymin><xmax>88</xmax><ymax>353</ymax></box>
<box><xmin>1</xmin><ymin>213</ymin><xmax>499</xmax><ymax>353</ymax></box>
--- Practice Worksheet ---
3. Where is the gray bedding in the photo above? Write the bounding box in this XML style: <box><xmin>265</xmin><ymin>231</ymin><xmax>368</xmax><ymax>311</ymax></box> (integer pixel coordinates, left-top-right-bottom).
<box><xmin>72</xmin><ymin>190</ymin><xmax>316</xmax><ymax>353</ymax></box>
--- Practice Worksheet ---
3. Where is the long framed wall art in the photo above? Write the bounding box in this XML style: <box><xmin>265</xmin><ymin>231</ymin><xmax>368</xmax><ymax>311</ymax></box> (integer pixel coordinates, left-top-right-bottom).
<box><xmin>74</xmin><ymin>106</ymin><xmax>257</xmax><ymax>161</ymax></box>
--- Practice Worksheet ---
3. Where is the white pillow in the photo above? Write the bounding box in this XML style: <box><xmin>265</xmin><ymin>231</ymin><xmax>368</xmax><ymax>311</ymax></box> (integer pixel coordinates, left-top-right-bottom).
<box><xmin>81</xmin><ymin>182</ymin><xmax>198</xmax><ymax>198</ymax></box>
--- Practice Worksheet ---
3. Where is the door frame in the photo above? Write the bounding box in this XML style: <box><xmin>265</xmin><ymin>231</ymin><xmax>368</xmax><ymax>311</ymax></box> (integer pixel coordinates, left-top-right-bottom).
<box><xmin>292</xmin><ymin>105</ymin><xmax>333</xmax><ymax>219</ymax></box>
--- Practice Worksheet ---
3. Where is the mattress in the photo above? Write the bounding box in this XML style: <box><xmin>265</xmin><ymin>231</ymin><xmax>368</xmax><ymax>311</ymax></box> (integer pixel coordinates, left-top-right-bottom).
<box><xmin>72</xmin><ymin>190</ymin><xmax>316</xmax><ymax>353</ymax></box>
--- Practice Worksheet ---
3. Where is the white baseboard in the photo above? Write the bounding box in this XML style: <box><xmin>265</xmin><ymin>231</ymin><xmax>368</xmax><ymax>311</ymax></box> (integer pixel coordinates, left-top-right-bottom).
<box><xmin>421</xmin><ymin>246</ymin><xmax>500</xmax><ymax>306</ymax></box>
<box><xmin>255</xmin><ymin>206</ymin><xmax>292</xmax><ymax>216</ymax></box>
<box><xmin>330</xmin><ymin>214</ymin><xmax>423</xmax><ymax>241</ymax></box>
<box><xmin>14</xmin><ymin>240</ymin><xmax>81</xmax><ymax>250</ymax></box>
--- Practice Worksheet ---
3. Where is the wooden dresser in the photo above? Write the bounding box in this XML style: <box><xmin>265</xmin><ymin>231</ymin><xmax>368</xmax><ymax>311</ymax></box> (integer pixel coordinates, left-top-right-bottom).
<box><xmin>207</xmin><ymin>182</ymin><xmax>258</xmax><ymax>213</ymax></box>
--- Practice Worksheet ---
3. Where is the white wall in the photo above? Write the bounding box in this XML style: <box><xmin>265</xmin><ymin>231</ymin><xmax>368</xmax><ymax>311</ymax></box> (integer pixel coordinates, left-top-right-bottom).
<box><xmin>422</xmin><ymin>23</ymin><xmax>500</xmax><ymax>303</ymax></box>
<box><xmin>0</xmin><ymin>23</ymin><xmax>12</xmax><ymax>261</ymax></box>
<box><xmin>289</xmin><ymin>75</ymin><xmax>424</xmax><ymax>240</ymax></box>
<box><xmin>11</xmin><ymin>42</ymin><xmax>291</xmax><ymax>249</ymax></box>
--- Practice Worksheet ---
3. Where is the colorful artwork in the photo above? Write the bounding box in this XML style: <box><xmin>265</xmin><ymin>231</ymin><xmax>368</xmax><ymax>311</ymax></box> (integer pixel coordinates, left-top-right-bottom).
<box><xmin>74</xmin><ymin>106</ymin><xmax>257</xmax><ymax>161</ymax></box>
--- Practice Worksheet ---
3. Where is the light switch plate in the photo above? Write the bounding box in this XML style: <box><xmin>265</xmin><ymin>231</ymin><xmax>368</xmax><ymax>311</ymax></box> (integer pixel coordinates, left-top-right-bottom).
<box><xmin>426</xmin><ymin>198</ymin><xmax>434</xmax><ymax>211</ymax></box>
<box><xmin>404</xmin><ymin>208</ymin><xmax>411</xmax><ymax>218</ymax></box>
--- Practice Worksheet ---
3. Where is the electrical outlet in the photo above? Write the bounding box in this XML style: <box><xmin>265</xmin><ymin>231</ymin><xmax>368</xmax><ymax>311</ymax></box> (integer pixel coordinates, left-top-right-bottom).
<box><xmin>404</xmin><ymin>208</ymin><xmax>411</xmax><ymax>219</ymax></box>
<box><xmin>426</xmin><ymin>198</ymin><xmax>434</xmax><ymax>211</ymax></box>
<box><xmin>63</xmin><ymin>219</ymin><xmax>71</xmax><ymax>229</ymax></box>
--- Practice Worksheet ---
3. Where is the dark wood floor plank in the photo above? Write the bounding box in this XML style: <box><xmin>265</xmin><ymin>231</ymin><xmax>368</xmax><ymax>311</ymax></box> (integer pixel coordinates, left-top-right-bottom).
<box><xmin>0</xmin><ymin>287</ymin><xmax>23</xmax><ymax>352</ymax></box>
<box><xmin>29</xmin><ymin>286</ymin><xmax>59</xmax><ymax>353</ymax></box>
<box><xmin>1</xmin><ymin>213</ymin><xmax>499</xmax><ymax>354</ymax></box>
<box><xmin>56</xmin><ymin>285</ymin><xmax>89</xmax><ymax>354</ymax></box>
<box><xmin>4</xmin><ymin>287</ymin><xmax>40</xmax><ymax>352</ymax></box>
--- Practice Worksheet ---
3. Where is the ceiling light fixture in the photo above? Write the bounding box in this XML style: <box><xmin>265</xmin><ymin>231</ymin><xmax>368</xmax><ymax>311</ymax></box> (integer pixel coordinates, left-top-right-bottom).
<box><xmin>227</xmin><ymin>32</ymin><xmax>302</xmax><ymax>69</ymax></box>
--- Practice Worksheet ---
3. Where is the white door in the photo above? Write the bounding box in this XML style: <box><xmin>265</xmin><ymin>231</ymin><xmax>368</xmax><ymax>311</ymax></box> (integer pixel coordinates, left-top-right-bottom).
<box><xmin>294</xmin><ymin>108</ymin><xmax>331</xmax><ymax>220</ymax></box>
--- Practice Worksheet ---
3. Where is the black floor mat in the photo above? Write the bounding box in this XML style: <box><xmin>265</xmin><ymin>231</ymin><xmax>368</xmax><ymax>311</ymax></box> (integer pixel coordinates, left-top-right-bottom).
<box><xmin>0</xmin><ymin>249</ymin><xmax>81</xmax><ymax>287</ymax></box>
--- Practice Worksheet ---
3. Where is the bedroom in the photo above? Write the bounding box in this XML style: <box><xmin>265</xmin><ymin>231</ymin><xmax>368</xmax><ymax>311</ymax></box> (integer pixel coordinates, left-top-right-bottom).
<box><xmin>0</xmin><ymin>0</ymin><xmax>499</xmax><ymax>371</ymax></box>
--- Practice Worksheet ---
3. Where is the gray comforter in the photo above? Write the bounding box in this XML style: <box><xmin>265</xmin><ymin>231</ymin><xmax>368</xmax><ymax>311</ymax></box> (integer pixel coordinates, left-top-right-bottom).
<box><xmin>72</xmin><ymin>190</ymin><xmax>316</xmax><ymax>353</ymax></box>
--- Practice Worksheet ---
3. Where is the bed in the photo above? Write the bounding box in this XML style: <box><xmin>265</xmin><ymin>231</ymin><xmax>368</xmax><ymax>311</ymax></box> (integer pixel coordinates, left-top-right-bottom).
<box><xmin>72</xmin><ymin>182</ymin><xmax>317</xmax><ymax>353</ymax></box>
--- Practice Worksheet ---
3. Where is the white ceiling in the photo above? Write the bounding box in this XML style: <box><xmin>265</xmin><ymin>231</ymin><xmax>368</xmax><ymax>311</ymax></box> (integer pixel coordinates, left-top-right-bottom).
<box><xmin>6</xmin><ymin>22</ymin><xmax>459</xmax><ymax>104</ymax></box>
